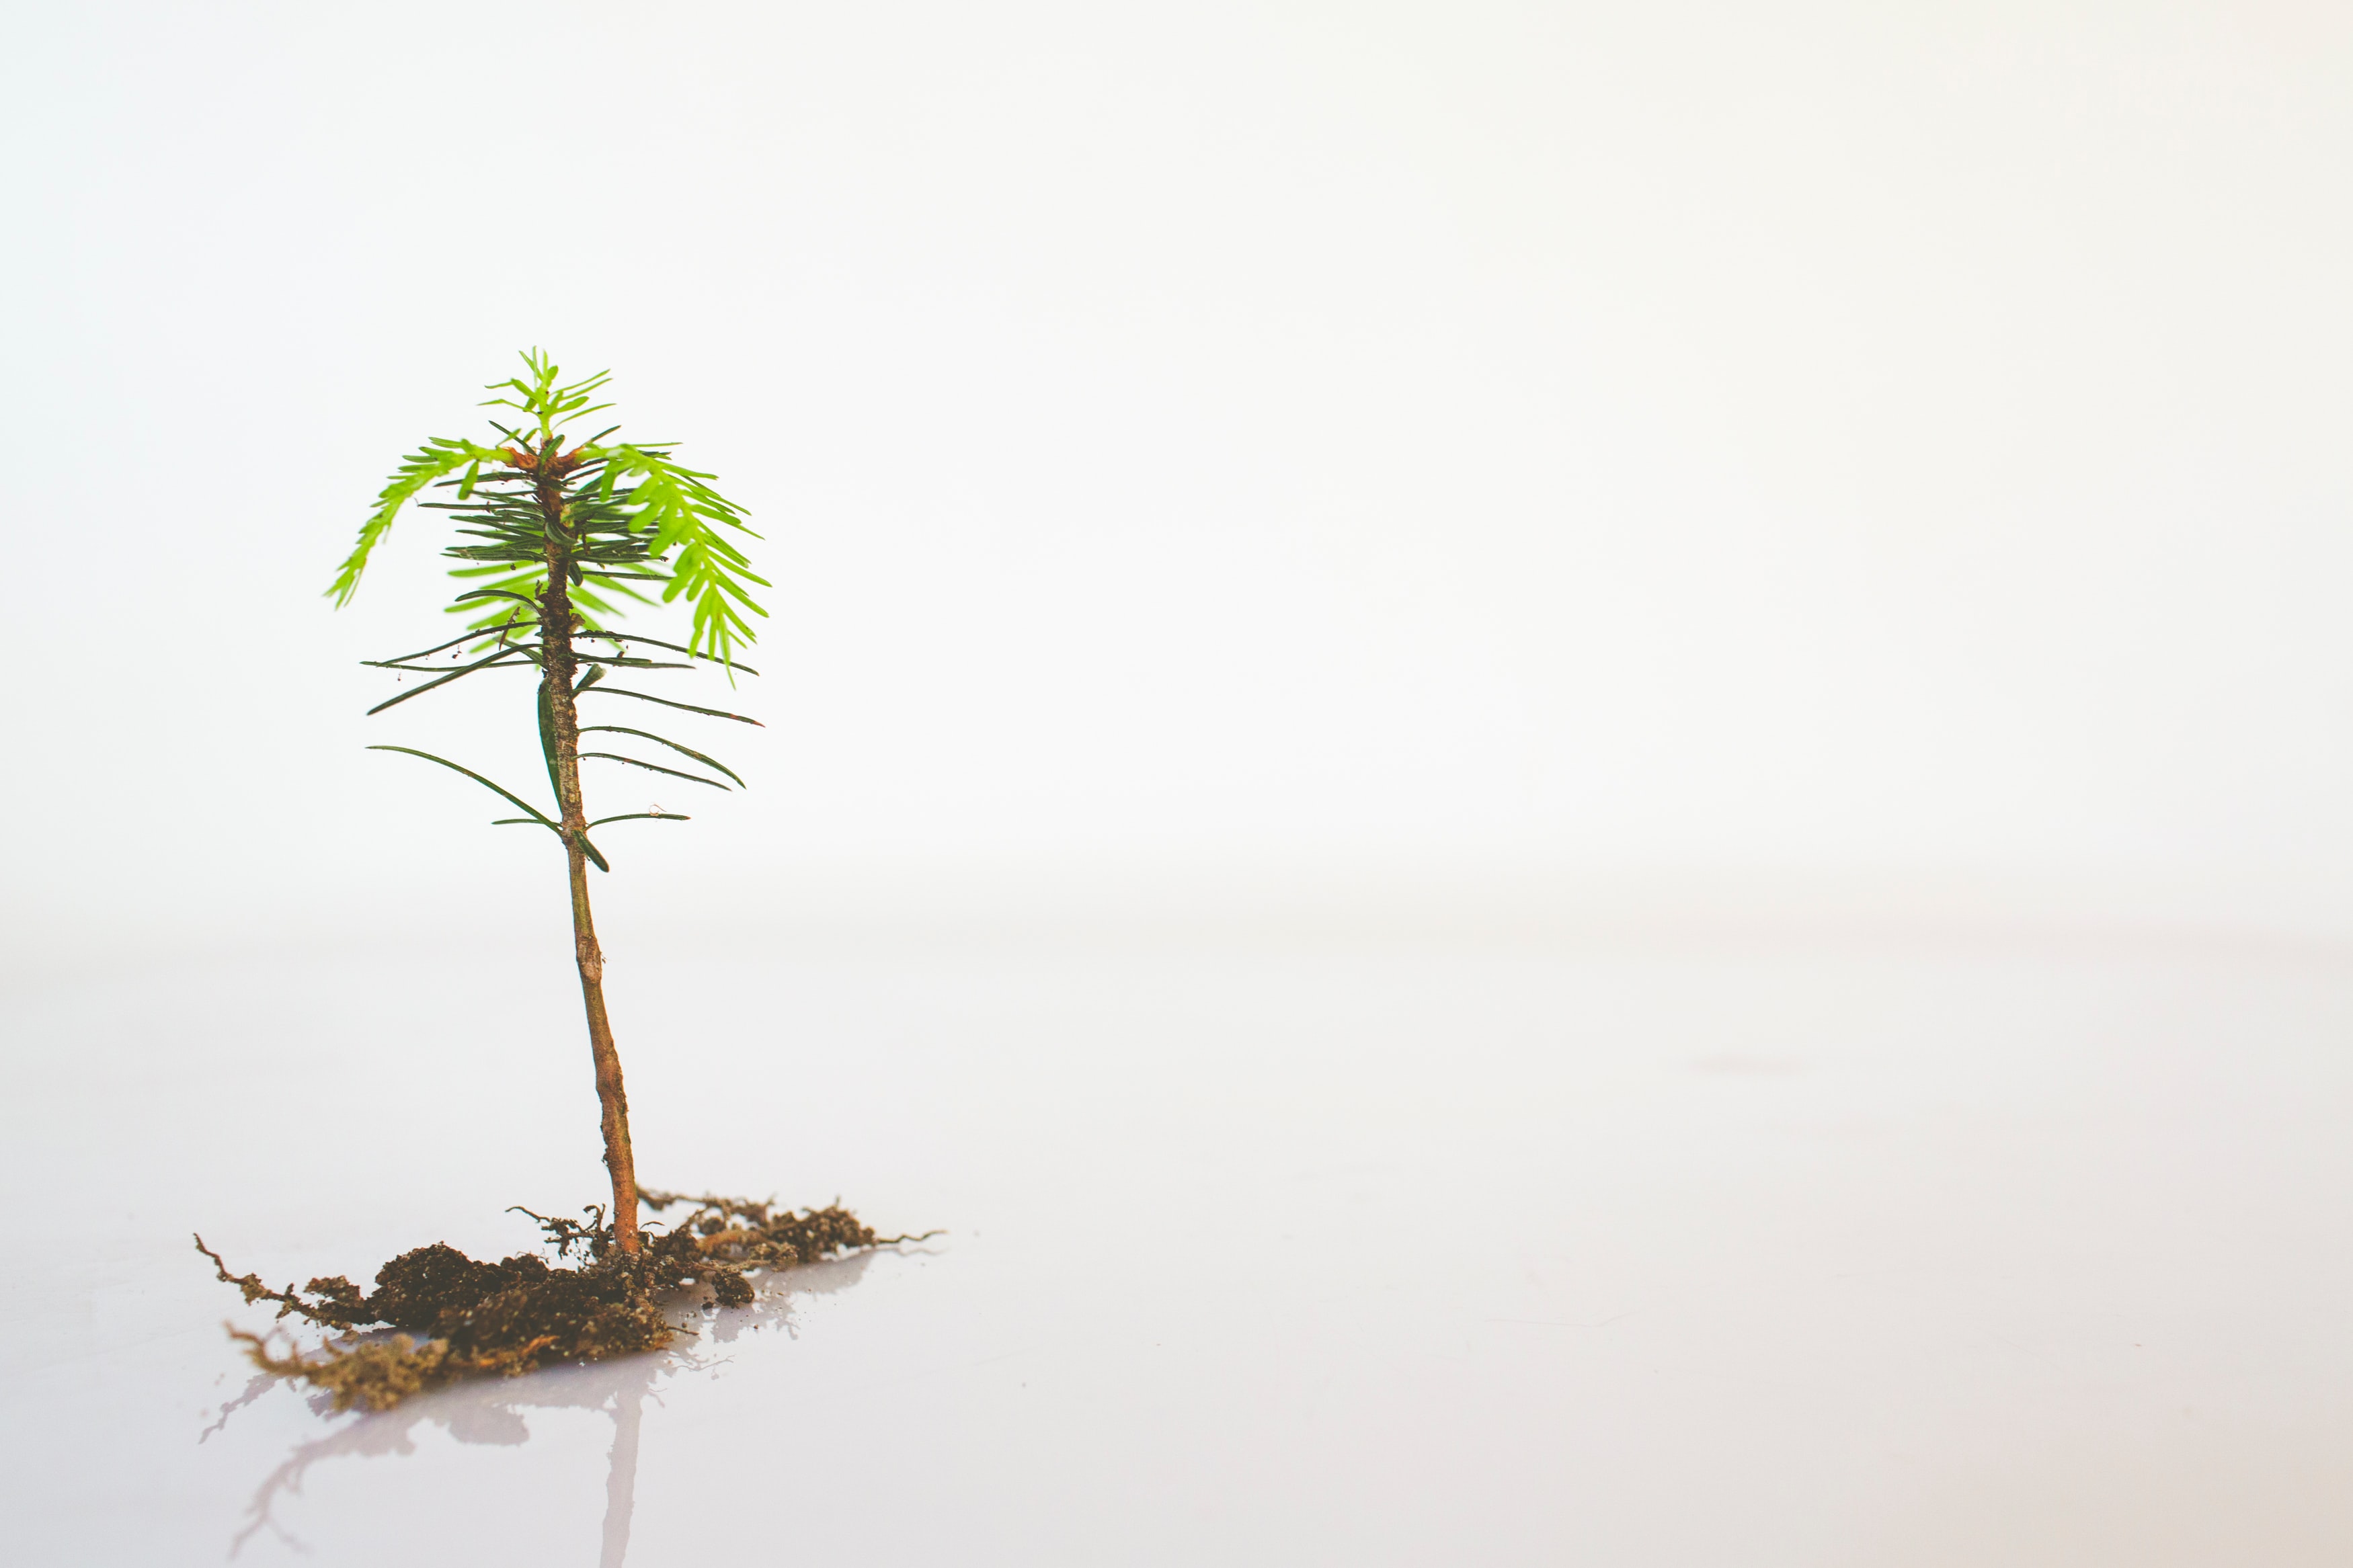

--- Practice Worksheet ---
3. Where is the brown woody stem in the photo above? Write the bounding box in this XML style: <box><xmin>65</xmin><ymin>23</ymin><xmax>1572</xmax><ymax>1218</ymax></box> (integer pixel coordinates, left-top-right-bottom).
<box><xmin>536</xmin><ymin>444</ymin><xmax>641</xmax><ymax>1253</ymax></box>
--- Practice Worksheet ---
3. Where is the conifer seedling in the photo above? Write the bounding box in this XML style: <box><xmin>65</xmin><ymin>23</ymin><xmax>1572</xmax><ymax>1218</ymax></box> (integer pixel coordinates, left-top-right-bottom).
<box><xmin>333</xmin><ymin>347</ymin><xmax>767</xmax><ymax>1255</ymax></box>
<box><xmin>196</xmin><ymin>352</ymin><xmax>927</xmax><ymax>1409</ymax></box>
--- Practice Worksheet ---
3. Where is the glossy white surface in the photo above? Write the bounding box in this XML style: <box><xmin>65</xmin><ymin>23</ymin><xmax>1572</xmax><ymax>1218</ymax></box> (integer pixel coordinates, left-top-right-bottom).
<box><xmin>6</xmin><ymin>923</ymin><xmax>2352</xmax><ymax>1565</ymax></box>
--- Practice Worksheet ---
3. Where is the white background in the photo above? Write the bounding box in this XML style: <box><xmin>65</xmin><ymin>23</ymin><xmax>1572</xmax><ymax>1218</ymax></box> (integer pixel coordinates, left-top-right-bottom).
<box><xmin>7</xmin><ymin>1</ymin><xmax>2353</xmax><ymax>962</ymax></box>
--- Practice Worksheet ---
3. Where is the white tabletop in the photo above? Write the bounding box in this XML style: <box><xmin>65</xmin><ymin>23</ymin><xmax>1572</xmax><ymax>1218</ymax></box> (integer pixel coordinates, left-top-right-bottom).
<box><xmin>7</xmin><ymin>917</ymin><xmax>2350</xmax><ymax>1566</ymax></box>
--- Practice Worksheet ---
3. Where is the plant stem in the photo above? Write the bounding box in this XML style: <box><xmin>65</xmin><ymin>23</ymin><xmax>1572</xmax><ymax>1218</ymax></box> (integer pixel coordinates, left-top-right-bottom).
<box><xmin>537</xmin><ymin>447</ymin><xmax>642</xmax><ymax>1253</ymax></box>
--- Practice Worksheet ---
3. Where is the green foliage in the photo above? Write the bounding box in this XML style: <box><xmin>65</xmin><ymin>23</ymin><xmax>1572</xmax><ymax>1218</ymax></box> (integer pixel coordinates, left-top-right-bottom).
<box><xmin>594</xmin><ymin>445</ymin><xmax>766</xmax><ymax>663</ymax></box>
<box><xmin>327</xmin><ymin>349</ymin><xmax>770</xmax><ymax>665</ymax></box>
<box><xmin>339</xmin><ymin>350</ymin><xmax>767</xmax><ymax>867</ymax></box>
<box><xmin>326</xmin><ymin>437</ymin><xmax>502</xmax><ymax>610</ymax></box>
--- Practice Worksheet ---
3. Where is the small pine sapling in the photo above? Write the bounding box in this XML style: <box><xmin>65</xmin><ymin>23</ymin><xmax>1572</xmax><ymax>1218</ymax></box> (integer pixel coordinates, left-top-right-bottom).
<box><xmin>332</xmin><ymin>348</ymin><xmax>768</xmax><ymax>1253</ymax></box>
<box><xmin>196</xmin><ymin>352</ymin><xmax>930</xmax><ymax>1408</ymax></box>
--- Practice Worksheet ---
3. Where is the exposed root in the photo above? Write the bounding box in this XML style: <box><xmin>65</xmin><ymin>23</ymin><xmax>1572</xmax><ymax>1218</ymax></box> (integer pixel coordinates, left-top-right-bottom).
<box><xmin>199</xmin><ymin>1192</ymin><xmax>934</xmax><ymax>1411</ymax></box>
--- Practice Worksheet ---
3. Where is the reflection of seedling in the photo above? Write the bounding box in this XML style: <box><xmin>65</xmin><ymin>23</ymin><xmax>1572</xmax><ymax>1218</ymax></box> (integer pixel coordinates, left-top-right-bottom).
<box><xmin>198</xmin><ymin>352</ymin><xmax>932</xmax><ymax>1407</ymax></box>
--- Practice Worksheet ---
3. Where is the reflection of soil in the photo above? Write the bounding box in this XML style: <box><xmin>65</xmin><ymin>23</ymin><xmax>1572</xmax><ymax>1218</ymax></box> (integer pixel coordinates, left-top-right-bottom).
<box><xmin>216</xmin><ymin>1249</ymin><xmax>891</xmax><ymax>1565</ymax></box>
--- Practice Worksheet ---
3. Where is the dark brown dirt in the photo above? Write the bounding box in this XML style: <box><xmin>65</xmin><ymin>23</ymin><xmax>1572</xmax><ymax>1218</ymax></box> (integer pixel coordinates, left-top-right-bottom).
<box><xmin>197</xmin><ymin>1190</ymin><xmax>935</xmax><ymax>1411</ymax></box>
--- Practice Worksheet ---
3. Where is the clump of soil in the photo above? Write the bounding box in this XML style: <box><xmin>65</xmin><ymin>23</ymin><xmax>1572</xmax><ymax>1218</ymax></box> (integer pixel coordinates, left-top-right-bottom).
<box><xmin>197</xmin><ymin>1190</ymin><xmax>932</xmax><ymax>1412</ymax></box>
